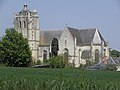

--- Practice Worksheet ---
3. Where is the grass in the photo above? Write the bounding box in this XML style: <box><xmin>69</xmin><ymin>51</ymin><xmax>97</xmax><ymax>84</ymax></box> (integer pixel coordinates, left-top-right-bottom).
<box><xmin>0</xmin><ymin>67</ymin><xmax>120</xmax><ymax>90</ymax></box>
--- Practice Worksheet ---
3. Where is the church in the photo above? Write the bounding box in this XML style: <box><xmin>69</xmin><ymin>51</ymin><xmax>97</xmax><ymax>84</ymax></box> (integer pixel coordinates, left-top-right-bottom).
<box><xmin>13</xmin><ymin>4</ymin><xmax>109</xmax><ymax>67</ymax></box>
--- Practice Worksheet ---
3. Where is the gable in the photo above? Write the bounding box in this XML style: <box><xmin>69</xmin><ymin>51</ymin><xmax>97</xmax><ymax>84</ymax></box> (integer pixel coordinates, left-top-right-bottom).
<box><xmin>59</xmin><ymin>27</ymin><xmax>74</xmax><ymax>42</ymax></box>
<box><xmin>93</xmin><ymin>29</ymin><xmax>102</xmax><ymax>44</ymax></box>
<box><xmin>59</xmin><ymin>27</ymin><xmax>75</xmax><ymax>55</ymax></box>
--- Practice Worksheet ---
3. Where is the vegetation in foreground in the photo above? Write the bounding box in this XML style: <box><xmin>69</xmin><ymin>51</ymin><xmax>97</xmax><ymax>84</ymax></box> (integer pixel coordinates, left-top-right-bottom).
<box><xmin>0</xmin><ymin>67</ymin><xmax>120</xmax><ymax>90</ymax></box>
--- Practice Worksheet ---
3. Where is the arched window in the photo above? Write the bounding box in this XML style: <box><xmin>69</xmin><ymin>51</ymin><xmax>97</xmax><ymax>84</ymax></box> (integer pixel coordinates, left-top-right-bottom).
<box><xmin>19</xmin><ymin>21</ymin><xmax>21</xmax><ymax>28</ymax></box>
<box><xmin>81</xmin><ymin>50</ymin><xmax>90</xmax><ymax>59</ymax></box>
<box><xmin>23</xmin><ymin>21</ymin><xmax>26</xmax><ymax>28</ymax></box>
<box><xmin>43</xmin><ymin>50</ymin><xmax>47</xmax><ymax>61</ymax></box>
<box><xmin>78</xmin><ymin>49</ymin><xmax>81</xmax><ymax>64</ymax></box>
<box><xmin>63</xmin><ymin>48</ymin><xmax>69</xmax><ymax>65</ymax></box>
<box><xmin>65</xmin><ymin>36</ymin><xmax>67</xmax><ymax>47</ymax></box>
<box><xmin>95</xmin><ymin>49</ymin><xmax>100</xmax><ymax>63</ymax></box>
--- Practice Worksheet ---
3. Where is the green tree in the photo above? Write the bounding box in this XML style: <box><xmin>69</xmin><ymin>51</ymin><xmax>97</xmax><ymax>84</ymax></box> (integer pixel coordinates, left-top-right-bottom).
<box><xmin>51</xmin><ymin>38</ymin><xmax>59</xmax><ymax>57</ymax></box>
<box><xmin>110</xmin><ymin>49</ymin><xmax>120</xmax><ymax>57</ymax></box>
<box><xmin>0</xmin><ymin>28</ymin><xmax>32</xmax><ymax>67</ymax></box>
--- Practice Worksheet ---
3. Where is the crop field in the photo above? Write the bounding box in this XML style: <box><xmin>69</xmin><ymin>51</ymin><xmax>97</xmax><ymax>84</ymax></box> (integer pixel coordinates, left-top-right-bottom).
<box><xmin>0</xmin><ymin>67</ymin><xmax>120</xmax><ymax>90</ymax></box>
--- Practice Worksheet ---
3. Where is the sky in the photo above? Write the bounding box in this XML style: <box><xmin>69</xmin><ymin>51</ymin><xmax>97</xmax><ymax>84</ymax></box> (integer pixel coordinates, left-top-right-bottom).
<box><xmin>0</xmin><ymin>0</ymin><xmax>120</xmax><ymax>51</ymax></box>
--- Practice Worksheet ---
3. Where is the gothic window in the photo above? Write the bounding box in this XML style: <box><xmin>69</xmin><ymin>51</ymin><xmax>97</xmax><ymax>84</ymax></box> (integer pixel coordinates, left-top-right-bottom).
<box><xmin>63</xmin><ymin>48</ymin><xmax>69</xmax><ymax>65</ymax></box>
<box><xmin>65</xmin><ymin>36</ymin><xmax>67</xmax><ymax>47</ymax></box>
<box><xmin>43</xmin><ymin>50</ymin><xmax>47</xmax><ymax>61</ymax></box>
<box><xmin>19</xmin><ymin>21</ymin><xmax>21</xmax><ymax>28</ymax></box>
<box><xmin>81</xmin><ymin>50</ymin><xmax>90</xmax><ymax>59</ymax></box>
<box><xmin>32</xmin><ymin>34</ymin><xmax>33</xmax><ymax>40</ymax></box>
<box><xmin>32</xmin><ymin>31</ymin><xmax>33</xmax><ymax>39</ymax></box>
<box><xmin>95</xmin><ymin>49</ymin><xmax>99</xmax><ymax>63</ymax></box>
<box><xmin>78</xmin><ymin>49</ymin><xmax>81</xmax><ymax>63</ymax></box>
<box><xmin>32</xmin><ymin>19</ymin><xmax>35</xmax><ymax>29</ymax></box>
<box><xmin>65</xmin><ymin>40</ymin><xmax>67</xmax><ymax>47</ymax></box>
<box><xmin>23</xmin><ymin>21</ymin><xmax>26</xmax><ymax>28</ymax></box>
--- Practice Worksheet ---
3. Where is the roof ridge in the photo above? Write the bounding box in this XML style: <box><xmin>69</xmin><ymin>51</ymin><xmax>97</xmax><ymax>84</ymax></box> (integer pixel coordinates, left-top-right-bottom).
<box><xmin>67</xmin><ymin>26</ymin><xmax>96</xmax><ymax>31</ymax></box>
<box><xmin>41</xmin><ymin>30</ymin><xmax>63</xmax><ymax>32</ymax></box>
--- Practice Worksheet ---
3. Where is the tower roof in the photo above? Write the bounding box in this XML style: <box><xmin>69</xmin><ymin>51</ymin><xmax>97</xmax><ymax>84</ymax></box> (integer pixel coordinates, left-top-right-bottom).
<box><xmin>19</xmin><ymin>4</ymin><xmax>30</xmax><ymax>15</ymax></box>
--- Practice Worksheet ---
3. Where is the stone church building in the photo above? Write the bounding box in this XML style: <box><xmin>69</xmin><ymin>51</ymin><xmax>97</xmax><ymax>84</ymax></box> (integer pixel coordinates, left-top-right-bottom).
<box><xmin>13</xmin><ymin>4</ymin><xmax>109</xmax><ymax>67</ymax></box>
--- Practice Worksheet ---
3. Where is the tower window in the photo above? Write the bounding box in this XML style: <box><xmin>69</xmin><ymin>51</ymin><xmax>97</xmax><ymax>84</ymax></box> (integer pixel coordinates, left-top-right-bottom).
<box><xmin>19</xmin><ymin>21</ymin><xmax>21</xmax><ymax>28</ymax></box>
<box><xmin>32</xmin><ymin>34</ymin><xmax>33</xmax><ymax>40</ymax></box>
<box><xmin>23</xmin><ymin>21</ymin><xmax>26</xmax><ymax>28</ymax></box>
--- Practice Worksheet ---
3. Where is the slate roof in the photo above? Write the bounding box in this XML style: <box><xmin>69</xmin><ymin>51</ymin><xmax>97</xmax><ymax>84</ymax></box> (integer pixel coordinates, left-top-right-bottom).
<box><xmin>40</xmin><ymin>27</ymin><xmax>106</xmax><ymax>46</ymax></box>
<box><xmin>67</xmin><ymin>27</ymin><xmax>96</xmax><ymax>46</ymax></box>
<box><xmin>40</xmin><ymin>30</ymin><xmax>63</xmax><ymax>45</ymax></box>
<box><xmin>67</xmin><ymin>27</ymin><xmax>106</xmax><ymax>46</ymax></box>
<box><xmin>107</xmin><ymin>57</ymin><xmax>120</xmax><ymax>65</ymax></box>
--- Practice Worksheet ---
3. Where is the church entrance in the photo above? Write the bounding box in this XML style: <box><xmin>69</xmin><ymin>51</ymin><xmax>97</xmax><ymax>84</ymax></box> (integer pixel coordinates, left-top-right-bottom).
<box><xmin>43</xmin><ymin>50</ymin><xmax>47</xmax><ymax>61</ymax></box>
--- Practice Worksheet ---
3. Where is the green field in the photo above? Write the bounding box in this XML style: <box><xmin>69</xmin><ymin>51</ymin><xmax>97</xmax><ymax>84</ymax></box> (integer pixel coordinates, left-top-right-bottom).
<box><xmin>0</xmin><ymin>67</ymin><xmax>120</xmax><ymax>90</ymax></box>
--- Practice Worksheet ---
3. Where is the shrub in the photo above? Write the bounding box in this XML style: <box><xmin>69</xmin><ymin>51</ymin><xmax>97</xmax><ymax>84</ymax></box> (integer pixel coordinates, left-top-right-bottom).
<box><xmin>49</xmin><ymin>55</ymin><xmax>65</xmax><ymax>68</ymax></box>
<box><xmin>84</xmin><ymin>60</ymin><xmax>95</xmax><ymax>68</ymax></box>
<box><xmin>43</xmin><ymin>59</ymin><xmax>49</xmax><ymax>64</ymax></box>
<box><xmin>36</xmin><ymin>59</ymin><xmax>41</xmax><ymax>65</ymax></box>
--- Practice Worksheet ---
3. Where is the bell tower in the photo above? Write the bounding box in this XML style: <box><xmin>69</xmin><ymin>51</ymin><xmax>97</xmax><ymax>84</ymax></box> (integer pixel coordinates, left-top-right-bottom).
<box><xmin>14</xmin><ymin>4</ymin><xmax>40</xmax><ymax>61</ymax></box>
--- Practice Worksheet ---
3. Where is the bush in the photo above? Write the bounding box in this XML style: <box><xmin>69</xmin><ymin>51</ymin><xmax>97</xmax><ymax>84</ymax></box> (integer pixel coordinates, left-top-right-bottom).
<box><xmin>106</xmin><ymin>64</ymin><xmax>117</xmax><ymax>71</ymax></box>
<box><xmin>84</xmin><ymin>60</ymin><xmax>95</xmax><ymax>68</ymax></box>
<box><xmin>43</xmin><ymin>59</ymin><xmax>49</xmax><ymax>64</ymax></box>
<box><xmin>36</xmin><ymin>60</ymin><xmax>41</xmax><ymax>65</ymax></box>
<box><xmin>49</xmin><ymin>55</ymin><xmax>65</xmax><ymax>68</ymax></box>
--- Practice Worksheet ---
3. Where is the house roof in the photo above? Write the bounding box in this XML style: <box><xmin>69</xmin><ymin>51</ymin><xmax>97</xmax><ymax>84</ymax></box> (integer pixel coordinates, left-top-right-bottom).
<box><xmin>40</xmin><ymin>30</ymin><xmax>63</xmax><ymax>45</ymax></box>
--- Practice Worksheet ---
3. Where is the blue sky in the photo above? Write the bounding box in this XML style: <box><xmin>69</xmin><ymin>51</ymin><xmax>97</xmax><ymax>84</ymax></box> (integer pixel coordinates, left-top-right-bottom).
<box><xmin>0</xmin><ymin>0</ymin><xmax>120</xmax><ymax>51</ymax></box>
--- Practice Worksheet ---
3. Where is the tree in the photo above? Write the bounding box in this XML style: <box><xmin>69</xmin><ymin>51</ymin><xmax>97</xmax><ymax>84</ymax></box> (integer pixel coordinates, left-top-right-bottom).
<box><xmin>51</xmin><ymin>38</ymin><xmax>59</xmax><ymax>57</ymax></box>
<box><xmin>0</xmin><ymin>28</ymin><xmax>32</xmax><ymax>67</ymax></box>
<box><xmin>110</xmin><ymin>49</ymin><xmax>120</xmax><ymax>57</ymax></box>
